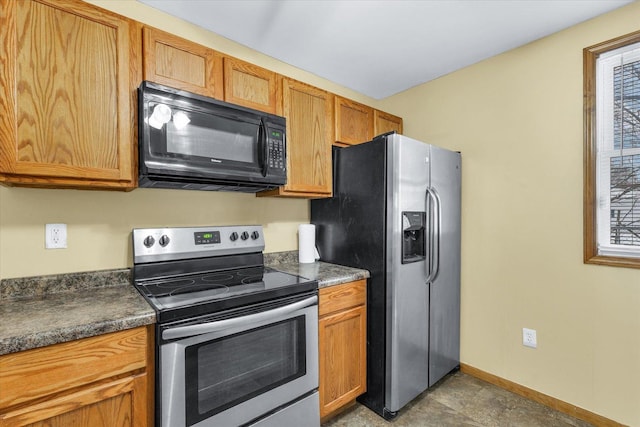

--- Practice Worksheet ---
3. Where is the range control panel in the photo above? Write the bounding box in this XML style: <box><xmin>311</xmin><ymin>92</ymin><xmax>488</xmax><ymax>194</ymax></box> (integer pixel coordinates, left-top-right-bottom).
<box><xmin>133</xmin><ymin>225</ymin><xmax>265</xmax><ymax>264</ymax></box>
<box><xmin>194</xmin><ymin>231</ymin><xmax>221</xmax><ymax>245</ymax></box>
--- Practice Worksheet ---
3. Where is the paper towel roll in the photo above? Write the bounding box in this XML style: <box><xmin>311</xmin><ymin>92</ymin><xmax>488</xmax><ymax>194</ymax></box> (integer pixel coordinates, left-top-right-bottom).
<box><xmin>298</xmin><ymin>224</ymin><xmax>317</xmax><ymax>263</ymax></box>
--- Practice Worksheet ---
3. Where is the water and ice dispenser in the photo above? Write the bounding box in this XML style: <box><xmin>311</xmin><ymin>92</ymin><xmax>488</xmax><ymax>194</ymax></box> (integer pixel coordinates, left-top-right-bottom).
<box><xmin>402</xmin><ymin>211</ymin><xmax>426</xmax><ymax>263</ymax></box>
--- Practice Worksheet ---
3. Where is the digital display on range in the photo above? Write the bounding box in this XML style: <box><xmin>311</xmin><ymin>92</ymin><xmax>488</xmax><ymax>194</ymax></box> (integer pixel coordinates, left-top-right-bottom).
<box><xmin>194</xmin><ymin>231</ymin><xmax>220</xmax><ymax>245</ymax></box>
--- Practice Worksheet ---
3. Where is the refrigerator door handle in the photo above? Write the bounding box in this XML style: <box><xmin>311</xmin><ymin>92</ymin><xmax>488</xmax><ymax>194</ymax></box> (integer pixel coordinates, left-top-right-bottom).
<box><xmin>425</xmin><ymin>187</ymin><xmax>442</xmax><ymax>284</ymax></box>
<box><xmin>425</xmin><ymin>188</ymin><xmax>433</xmax><ymax>281</ymax></box>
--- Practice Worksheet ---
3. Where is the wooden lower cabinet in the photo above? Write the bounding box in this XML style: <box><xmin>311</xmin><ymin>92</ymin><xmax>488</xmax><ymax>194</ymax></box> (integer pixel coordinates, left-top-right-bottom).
<box><xmin>318</xmin><ymin>280</ymin><xmax>367</xmax><ymax>421</ymax></box>
<box><xmin>0</xmin><ymin>326</ymin><xmax>154</xmax><ymax>427</ymax></box>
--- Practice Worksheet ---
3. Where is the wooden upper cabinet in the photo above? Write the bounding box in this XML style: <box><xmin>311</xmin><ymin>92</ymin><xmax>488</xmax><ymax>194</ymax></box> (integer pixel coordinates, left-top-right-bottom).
<box><xmin>334</xmin><ymin>96</ymin><xmax>374</xmax><ymax>146</ymax></box>
<box><xmin>259</xmin><ymin>78</ymin><xmax>333</xmax><ymax>198</ymax></box>
<box><xmin>143</xmin><ymin>26</ymin><xmax>223</xmax><ymax>99</ymax></box>
<box><xmin>374</xmin><ymin>110</ymin><xmax>403</xmax><ymax>137</ymax></box>
<box><xmin>0</xmin><ymin>0</ymin><xmax>140</xmax><ymax>189</ymax></box>
<box><xmin>223</xmin><ymin>56</ymin><xmax>280</xmax><ymax>114</ymax></box>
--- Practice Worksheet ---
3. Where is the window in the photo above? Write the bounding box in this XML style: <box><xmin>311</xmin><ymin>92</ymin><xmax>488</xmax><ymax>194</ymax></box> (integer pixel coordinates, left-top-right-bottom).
<box><xmin>585</xmin><ymin>32</ymin><xmax>640</xmax><ymax>268</ymax></box>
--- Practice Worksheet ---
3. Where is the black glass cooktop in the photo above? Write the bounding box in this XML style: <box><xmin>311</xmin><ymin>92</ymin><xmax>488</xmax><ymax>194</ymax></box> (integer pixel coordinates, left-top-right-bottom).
<box><xmin>135</xmin><ymin>266</ymin><xmax>317</xmax><ymax>322</ymax></box>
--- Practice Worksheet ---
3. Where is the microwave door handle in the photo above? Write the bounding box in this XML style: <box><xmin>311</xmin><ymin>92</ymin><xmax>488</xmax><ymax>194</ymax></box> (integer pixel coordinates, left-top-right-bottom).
<box><xmin>259</xmin><ymin>119</ymin><xmax>269</xmax><ymax>177</ymax></box>
<box><xmin>162</xmin><ymin>295</ymin><xmax>318</xmax><ymax>340</ymax></box>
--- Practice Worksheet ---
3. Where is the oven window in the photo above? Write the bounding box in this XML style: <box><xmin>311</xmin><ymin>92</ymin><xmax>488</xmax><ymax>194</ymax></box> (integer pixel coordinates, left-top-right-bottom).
<box><xmin>184</xmin><ymin>316</ymin><xmax>306</xmax><ymax>426</ymax></box>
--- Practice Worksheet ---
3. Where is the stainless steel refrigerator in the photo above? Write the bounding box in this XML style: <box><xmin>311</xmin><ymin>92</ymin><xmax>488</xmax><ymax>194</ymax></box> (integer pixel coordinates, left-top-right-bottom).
<box><xmin>310</xmin><ymin>132</ymin><xmax>461</xmax><ymax>419</ymax></box>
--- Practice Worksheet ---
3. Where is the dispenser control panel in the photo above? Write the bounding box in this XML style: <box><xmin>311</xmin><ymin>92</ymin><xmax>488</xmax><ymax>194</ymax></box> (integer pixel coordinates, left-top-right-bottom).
<box><xmin>402</xmin><ymin>211</ymin><xmax>426</xmax><ymax>264</ymax></box>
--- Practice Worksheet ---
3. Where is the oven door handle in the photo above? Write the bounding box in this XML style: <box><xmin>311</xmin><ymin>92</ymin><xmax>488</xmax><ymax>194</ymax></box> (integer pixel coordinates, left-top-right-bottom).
<box><xmin>162</xmin><ymin>295</ymin><xmax>318</xmax><ymax>341</ymax></box>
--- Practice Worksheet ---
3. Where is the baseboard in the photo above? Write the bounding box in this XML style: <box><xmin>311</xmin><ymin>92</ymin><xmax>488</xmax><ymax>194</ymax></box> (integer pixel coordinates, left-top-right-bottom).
<box><xmin>460</xmin><ymin>363</ymin><xmax>626</xmax><ymax>427</ymax></box>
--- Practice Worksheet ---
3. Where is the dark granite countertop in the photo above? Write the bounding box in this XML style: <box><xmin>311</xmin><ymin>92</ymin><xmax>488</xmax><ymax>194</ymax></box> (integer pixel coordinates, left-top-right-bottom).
<box><xmin>0</xmin><ymin>252</ymin><xmax>367</xmax><ymax>356</ymax></box>
<box><xmin>0</xmin><ymin>269</ymin><xmax>156</xmax><ymax>356</ymax></box>
<box><xmin>265</xmin><ymin>251</ymin><xmax>370</xmax><ymax>288</ymax></box>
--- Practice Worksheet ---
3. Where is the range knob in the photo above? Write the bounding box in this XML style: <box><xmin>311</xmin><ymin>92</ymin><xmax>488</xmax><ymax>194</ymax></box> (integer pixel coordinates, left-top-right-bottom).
<box><xmin>251</xmin><ymin>231</ymin><xmax>260</xmax><ymax>240</ymax></box>
<box><xmin>159</xmin><ymin>235</ymin><xmax>170</xmax><ymax>247</ymax></box>
<box><xmin>143</xmin><ymin>235</ymin><xmax>155</xmax><ymax>248</ymax></box>
<box><xmin>241</xmin><ymin>231</ymin><xmax>249</xmax><ymax>240</ymax></box>
<box><xmin>229</xmin><ymin>232</ymin><xmax>239</xmax><ymax>242</ymax></box>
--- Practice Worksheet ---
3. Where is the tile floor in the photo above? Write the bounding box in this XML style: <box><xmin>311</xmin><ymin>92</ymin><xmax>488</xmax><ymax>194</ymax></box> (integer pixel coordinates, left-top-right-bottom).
<box><xmin>322</xmin><ymin>370</ymin><xmax>593</xmax><ymax>427</ymax></box>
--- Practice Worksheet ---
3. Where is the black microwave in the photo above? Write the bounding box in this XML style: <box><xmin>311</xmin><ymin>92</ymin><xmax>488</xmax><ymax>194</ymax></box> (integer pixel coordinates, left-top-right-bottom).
<box><xmin>138</xmin><ymin>81</ymin><xmax>286</xmax><ymax>192</ymax></box>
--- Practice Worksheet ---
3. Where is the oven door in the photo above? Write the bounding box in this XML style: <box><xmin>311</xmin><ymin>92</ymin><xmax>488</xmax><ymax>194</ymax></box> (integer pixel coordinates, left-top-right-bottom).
<box><xmin>159</xmin><ymin>294</ymin><xmax>318</xmax><ymax>427</ymax></box>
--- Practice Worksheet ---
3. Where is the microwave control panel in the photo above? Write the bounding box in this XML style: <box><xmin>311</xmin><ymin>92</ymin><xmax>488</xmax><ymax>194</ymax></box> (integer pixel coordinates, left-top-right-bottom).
<box><xmin>267</xmin><ymin>129</ymin><xmax>285</xmax><ymax>171</ymax></box>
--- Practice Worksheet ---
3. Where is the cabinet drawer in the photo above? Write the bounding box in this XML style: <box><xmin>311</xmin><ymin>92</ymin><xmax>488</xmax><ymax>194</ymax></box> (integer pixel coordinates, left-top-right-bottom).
<box><xmin>319</xmin><ymin>280</ymin><xmax>366</xmax><ymax>317</ymax></box>
<box><xmin>0</xmin><ymin>327</ymin><xmax>147</xmax><ymax>409</ymax></box>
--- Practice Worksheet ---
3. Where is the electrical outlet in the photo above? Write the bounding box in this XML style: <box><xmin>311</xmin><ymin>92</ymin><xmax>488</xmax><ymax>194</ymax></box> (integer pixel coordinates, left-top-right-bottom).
<box><xmin>522</xmin><ymin>328</ymin><xmax>537</xmax><ymax>348</ymax></box>
<box><xmin>45</xmin><ymin>224</ymin><xmax>67</xmax><ymax>249</ymax></box>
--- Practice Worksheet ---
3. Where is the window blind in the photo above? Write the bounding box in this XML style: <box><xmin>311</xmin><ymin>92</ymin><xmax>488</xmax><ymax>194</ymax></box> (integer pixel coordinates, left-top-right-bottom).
<box><xmin>596</xmin><ymin>44</ymin><xmax>640</xmax><ymax>257</ymax></box>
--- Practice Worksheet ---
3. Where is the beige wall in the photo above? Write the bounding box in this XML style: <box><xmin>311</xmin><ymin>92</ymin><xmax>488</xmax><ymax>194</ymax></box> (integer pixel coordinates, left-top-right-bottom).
<box><xmin>379</xmin><ymin>3</ymin><xmax>640</xmax><ymax>425</ymax></box>
<box><xmin>0</xmin><ymin>0</ymin><xmax>389</xmax><ymax>280</ymax></box>
<box><xmin>0</xmin><ymin>186</ymin><xmax>307</xmax><ymax>278</ymax></box>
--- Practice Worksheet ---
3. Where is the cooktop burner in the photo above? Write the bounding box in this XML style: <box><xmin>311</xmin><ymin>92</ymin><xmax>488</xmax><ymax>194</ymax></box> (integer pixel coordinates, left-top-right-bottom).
<box><xmin>136</xmin><ymin>265</ymin><xmax>316</xmax><ymax>322</ymax></box>
<box><xmin>143</xmin><ymin>281</ymin><xmax>229</xmax><ymax>298</ymax></box>
<box><xmin>140</xmin><ymin>266</ymin><xmax>294</xmax><ymax>300</ymax></box>
<box><xmin>141</xmin><ymin>268</ymin><xmax>259</xmax><ymax>297</ymax></box>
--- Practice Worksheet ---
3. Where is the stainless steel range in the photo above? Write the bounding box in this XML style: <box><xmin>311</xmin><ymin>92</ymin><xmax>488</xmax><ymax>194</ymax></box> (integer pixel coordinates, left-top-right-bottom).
<box><xmin>132</xmin><ymin>225</ymin><xmax>319</xmax><ymax>427</ymax></box>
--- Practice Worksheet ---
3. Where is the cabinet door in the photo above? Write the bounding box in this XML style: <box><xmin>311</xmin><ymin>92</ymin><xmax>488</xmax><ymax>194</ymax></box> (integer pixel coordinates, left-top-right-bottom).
<box><xmin>0</xmin><ymin>0</ymin><xmax>140</xmax><ymax>189</ymax></box>
<box><xmin>374</xmin><ymin>110</ymin><xmax>403</xmax><ymax>136</ymax></box>
<box><xmin>259</xmin><ymin>78</ymin><xmax>333</xmax><ymax>198</ymax></box>
<box><xmin>0</xmin><ymin>326</ymin><xmax>153</xmax><ymax>427</ymax></box>
<box><xmin>224</xmin><ymin>56</ymin><xmax>280</xmax><ymax>114</ymax></box>
<box><xmin>334</xmin><ymin>96</ymin><xmax>374</xmax><ymax>145</ymax></box>
<box><xmin>318</xmin><ymin>304</ymin><xmax>367</xmax><ymax>419</ymax></box>
<box><xmin>143</xmin><ymin>26</ymin><xmax>223</xmax><ymax>99</ymax></box>
<box><xmin>0</xmin><ymin>374</ymin><xmax>147</xmax><ymax>427</ymax></box>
